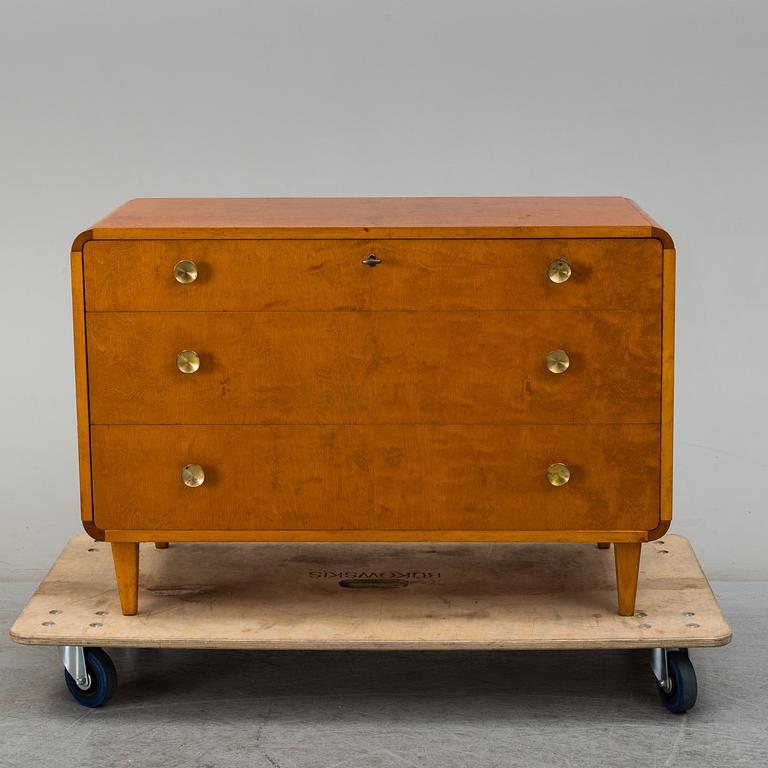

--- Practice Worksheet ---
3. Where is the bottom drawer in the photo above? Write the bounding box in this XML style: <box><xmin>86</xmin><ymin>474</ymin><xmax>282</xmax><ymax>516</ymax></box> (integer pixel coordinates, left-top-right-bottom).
<box><xmin>90</xmin><ymin>424</ymin><xmax>661</xmax><ymax>534</ymax></box>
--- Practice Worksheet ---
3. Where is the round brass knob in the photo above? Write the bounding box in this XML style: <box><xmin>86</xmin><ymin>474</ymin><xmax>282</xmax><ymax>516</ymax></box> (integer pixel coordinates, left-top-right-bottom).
<box><xmin>173</xmin><ymin>260</ymin><xmax>198</xmax><ymax>284</ymax></box>
<box><xmin>546</xmin><ymin>349</ymin><xmax>570</xmax><ymax>374</ymax></box>
<box><xmin>176</xmin><ymin>350</ymin><xmax>200</xmax><ymax>374</ymax></box>
<box><xmin>181</xmin><ymin>464</ymin><xmax>205</xmax><ymax>487</ymax></box>
<box><xmin>548</xmin><ymin>259</ymin><xmax>571</xmax><ymax>283</ymax></box>
<box><xmin>546</xmin><ymin>463</ymin><xmax>571</xmax><ymax>487</ymax></box>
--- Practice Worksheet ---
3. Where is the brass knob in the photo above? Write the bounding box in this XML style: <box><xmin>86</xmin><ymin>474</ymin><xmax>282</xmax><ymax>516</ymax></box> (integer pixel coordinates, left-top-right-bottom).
<box><xmin>176</xmin><ymin>350</ymin><xmax>200</xmax><ymax>374</ymax></box>
<box><xmin>182</xmin><ymin>464</ymin><xmax>205</xmax><ymax>487</ymax></box>
<box><xmin>174</xmin><ymin>260</ymin><xmax>198</xmax><ymax>284</ymax></box>
<box><xmin>548</xmin><ymin>259</ymin><xmax>571</xmax><ymax>283</ymax></box>
<box><xmin>546</xmin><ymin>463</ymin><xmax>570</xmax><ymax>487</ymax></box>
<box><xmin>546</xmin><ymin>349</ymin><xmax>570</xmax><ymax>374</ymax></box>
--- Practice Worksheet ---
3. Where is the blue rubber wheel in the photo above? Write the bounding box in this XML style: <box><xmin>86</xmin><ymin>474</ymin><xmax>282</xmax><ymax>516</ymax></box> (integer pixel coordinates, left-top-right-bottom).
<box><xmin>658</xmin><ymin>650</ymin><xmax>697</xmax><ymax>713</ymax></box>
<box><xmin>64</xmin><ymin>648</ymin><xmax>117</xmax><ymax>707</ymax></box>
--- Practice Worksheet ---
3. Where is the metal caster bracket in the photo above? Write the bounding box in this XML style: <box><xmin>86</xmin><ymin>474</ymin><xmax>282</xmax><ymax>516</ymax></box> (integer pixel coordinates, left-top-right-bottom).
<box><xmin>650</xmin><ymin>647</ymin><xmax>685</xmax><ymax>694</ymax></box>
<box><xmin>58</xmin><ymin>645</ymin><xmax>91</xmax><ymax>690</ymax></box>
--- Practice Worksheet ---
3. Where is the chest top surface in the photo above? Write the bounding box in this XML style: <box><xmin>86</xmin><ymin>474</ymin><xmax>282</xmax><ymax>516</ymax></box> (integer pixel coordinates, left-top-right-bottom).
<box><xmin>73</xmin><ymin>196</ymin><xmax>672</xmax><ymax>247</ymax></box>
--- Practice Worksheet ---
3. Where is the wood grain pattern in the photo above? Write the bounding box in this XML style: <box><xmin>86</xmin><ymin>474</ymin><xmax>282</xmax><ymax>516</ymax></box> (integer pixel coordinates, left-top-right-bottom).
<box><xmin>86</xmin><ymin>310</ymin><xmax>661</xmax><ymax>425</ymax></box>
<box><xmin>69</xmin><ymin>250</ymin><xmax>93</xmax><ymax>522</ymax></box>
<box><xmin>110</xmin><ymin>541</ymin><xmax>138</xmax><ymax>615</ymax></box>
<box><xmin>11</xmin><ymin>534</ymin><xmax>730</xmax><ymax>649</ymax></box>
<box><xmin>103</xmin><ymin>528</ymin><xmax>654</xmax><ymax>543</ymax></box>
<box><xmin>83</xmin><ymin>239</ymin><xmax>372</xmax><ymax>312</ymax></box>
<box><xmin>84</xmin><ymin>197</ymin><xmax>671</xmax><ymax>243</ymax></box>
<box><xmin>372</xmin><ymin>238</ymin><xmax>662</xmax><ymax>311</ymax></box>
<box><xmin>85</xmin><ymin>311</ymin><xmax>373</xmax><ymax>425</ymax></box>
<box><xmin>659</xmin><ymin>247</ymin><xmax>676</xmax><ymax>534</ymax></box>
<box><xmin>614</xmin><ymin>542</ymin><xmax>642</xmax><ymax>615</ymax></box>
<box><xmin>82</xmin><ymin>238</ymin><xmax>662</xmax><ymax>312</ymax></box>
<box><xmin>372</xmin><ymin>424</ymin><xmax>660</xmax><ymax>532</ymax></box>
<box><xmin>89</xmin><ymin>424</ymin><xmax>660</xmax><ymax>533</ymax></box>
<box><xmin>371</xmin><ymin>310</ymin><xmax>660</xmax><ymax>426</ymax></box>
<box><xmin>91</xmin><ymin>424</ymin><xmax>374</xmax><ymax>532</ymax></box>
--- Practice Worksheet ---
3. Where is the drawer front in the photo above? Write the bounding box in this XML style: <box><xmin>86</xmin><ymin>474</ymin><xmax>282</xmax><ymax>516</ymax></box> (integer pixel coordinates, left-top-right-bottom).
<box><xmin>370</xmin><ymin>238</ymin><xmax>662</xmax><ymax>310</ymax></box>
<box><xmin>83</xmin><ymin>239</ymin><xmax>373</xmax><ymax>311</ymax></box>
<box><xmin>372</xmin><ymin>424</ymin><xmax>661</xmax><ymax>532</ymax></box>
<box><xmin>91</xmin><ymin>425</ymin><xmax>373</xmax><ymax>531</ymax></box>
<box><xmin>86</xmin><ymin>310</ymin><xmax>661</xmax><ymax>425</ymax></box>
<box><xmin>83</xmin><ymin>238</ymin><xmax>661</xmax><ymax>311</ymax></box>
<box><xmin>86</xmin><ymin>311</ymin><xmax>374</xmax><ymax>425</ymax></box>
<box><xmin>91</xmin><ymin>424</ymin><xmax>660</xmax><ymax>532</ymax></box>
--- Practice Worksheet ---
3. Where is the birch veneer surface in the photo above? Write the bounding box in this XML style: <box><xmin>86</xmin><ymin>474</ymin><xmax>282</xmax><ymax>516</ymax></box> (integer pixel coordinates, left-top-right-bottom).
<box><xmin>69</xmin><ymin>197</ymin><xmax>675</xmax><ymax>616</ymax></box>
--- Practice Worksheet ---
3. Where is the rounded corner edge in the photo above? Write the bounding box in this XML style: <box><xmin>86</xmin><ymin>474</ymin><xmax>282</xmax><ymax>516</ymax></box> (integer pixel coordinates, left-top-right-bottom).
<box><xmin>715</xmin><ymin>628</ymin><xmax>734</xmax><ymax>647</ymax></box>
<box><xmin>8</xmin><ymin>626</ymin><xmax>26</xmax><ymax>645</ymax></box>
<box><xmin>645</xmin><ymin>518</ymin><xmax>671</xmax><ymax>542</ymax></box>
<box><xmin>71</xmin><ymin>229</ymin><xmax>94</xmax><ymax>254</ymax></box>
<box><xmin>82</xmin><ymin>519</ymin><xmax>106</xmax><ymax>542</ymax></box>
<box><xmin>652</xmin><ymin>226</ymin><xmax>675</xmax><ymax>251</ymax></box>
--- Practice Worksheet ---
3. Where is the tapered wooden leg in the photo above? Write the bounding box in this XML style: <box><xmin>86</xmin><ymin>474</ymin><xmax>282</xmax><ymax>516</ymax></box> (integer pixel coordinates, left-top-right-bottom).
<box><xmin>154</xmin><ymin>542</ymin><xmax>169</xmax><ymax>549</ymax></box>
<box><xmin>614</xmin><ymin>542</ymin><xmax>642</xmax><ymax>616</ymax></box>
<box><xmin>597</xmin><ymin>542</ymin><xmax>611</xmax><ymax>549</ymax></box>
<box><xmin>111</xmin><ymin>542</ymin><xmax>139</xmax><ymax>616</ymax></box>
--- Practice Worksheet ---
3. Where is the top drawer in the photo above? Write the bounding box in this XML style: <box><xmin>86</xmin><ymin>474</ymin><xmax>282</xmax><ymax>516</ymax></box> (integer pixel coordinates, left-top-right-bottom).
<box><xmin>82</xmin><ymin>238</ymin><xmax>662</xmax><ymax>311</ymax></box>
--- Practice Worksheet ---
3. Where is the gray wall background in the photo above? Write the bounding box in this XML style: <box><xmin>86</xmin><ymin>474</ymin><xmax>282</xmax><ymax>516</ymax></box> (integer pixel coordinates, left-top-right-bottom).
<box><xmin>1</xmin><ymin>1</ymin><xmax>765</xmax><ymax>580</ymax></box>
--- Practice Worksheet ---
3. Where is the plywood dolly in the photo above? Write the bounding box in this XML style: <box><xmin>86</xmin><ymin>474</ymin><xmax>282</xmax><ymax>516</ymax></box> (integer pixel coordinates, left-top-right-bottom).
<box><xmin>11</xmin><ymin>534</ymin><xmax>730</xmax><ymax>712</ymax></box>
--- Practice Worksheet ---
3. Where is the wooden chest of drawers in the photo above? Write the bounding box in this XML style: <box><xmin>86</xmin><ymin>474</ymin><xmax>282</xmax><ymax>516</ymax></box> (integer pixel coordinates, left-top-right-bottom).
<box><xmin>70</xmin><ymin>197</ymin><xmax>675</xmax><ymax>616</ymax></box>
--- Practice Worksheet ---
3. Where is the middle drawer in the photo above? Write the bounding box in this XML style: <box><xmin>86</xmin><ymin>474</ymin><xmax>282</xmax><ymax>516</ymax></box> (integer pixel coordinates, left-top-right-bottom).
<box><xmin>86</xmin><ymin>310</ymin><xmax>661</xmax><ymax>425</ymax></box>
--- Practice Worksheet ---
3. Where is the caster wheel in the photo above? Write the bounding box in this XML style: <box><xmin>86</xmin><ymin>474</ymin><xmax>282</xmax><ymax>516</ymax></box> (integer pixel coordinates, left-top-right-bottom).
<box><xmin>657</xmin><ymin>650</ymin><xmax>697</xmax><ymax>713</ymax></box>
<box><xmin>64</xmin><ymin>648</ymin><xmax>117</xmax><ymax>707</ymax></box>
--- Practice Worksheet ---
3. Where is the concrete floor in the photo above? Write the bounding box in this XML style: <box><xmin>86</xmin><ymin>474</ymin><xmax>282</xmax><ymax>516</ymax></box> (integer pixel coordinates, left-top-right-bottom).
<box><xmin>1</xmin><ymin>581</ymin><xmax>766</xmax><ymax>768</ymax></box>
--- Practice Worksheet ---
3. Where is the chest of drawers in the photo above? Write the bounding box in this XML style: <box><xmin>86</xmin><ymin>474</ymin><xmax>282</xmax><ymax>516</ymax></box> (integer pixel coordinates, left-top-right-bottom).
<box><xmin>70</xmin><ymin>197</ymin><xmax>675</xmax><ymax>616</ymax></box>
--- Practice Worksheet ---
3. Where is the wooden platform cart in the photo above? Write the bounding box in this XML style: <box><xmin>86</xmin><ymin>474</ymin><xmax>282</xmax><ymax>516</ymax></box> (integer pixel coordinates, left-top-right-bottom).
<box><xmin>10</xmin><ymin>534</ymin><xmax>731</xmax><ymax>713</ymax></box>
